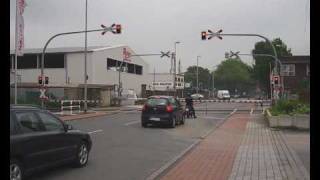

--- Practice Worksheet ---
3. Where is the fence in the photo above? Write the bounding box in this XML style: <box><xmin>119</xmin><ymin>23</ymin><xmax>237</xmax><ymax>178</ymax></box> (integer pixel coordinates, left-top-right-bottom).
<box><xmin>61</xmin><ymin>100</ymin><xmax>81</xmax><ymax>115</ymax></box>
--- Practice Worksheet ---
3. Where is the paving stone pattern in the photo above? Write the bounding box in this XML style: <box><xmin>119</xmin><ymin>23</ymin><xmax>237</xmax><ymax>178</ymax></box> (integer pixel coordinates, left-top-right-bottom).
<box><xmin>228</xmin><ymin>114</ymin><xmax>309</xmax><ymax>180</ymax></box>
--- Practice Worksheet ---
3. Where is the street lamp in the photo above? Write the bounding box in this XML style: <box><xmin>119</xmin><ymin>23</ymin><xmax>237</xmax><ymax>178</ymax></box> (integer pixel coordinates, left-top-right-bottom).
<box><xmin>212</xmin><ymin>65</ymin><xmax>218</xmax><ymax>98</ymax></box>
<box><xmin>196</xmin><ymin>55</ymin><xmax>201</xmax><ymax>94</ymax></box>
<box><xmin>84</xmin><ymin>0</ymin><xmax>88</xmax><ymax>113</ymax></box>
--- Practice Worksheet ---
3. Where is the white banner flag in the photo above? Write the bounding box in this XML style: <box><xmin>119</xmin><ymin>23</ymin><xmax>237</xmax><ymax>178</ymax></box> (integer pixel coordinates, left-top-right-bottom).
<box><xmin>16</xmin><ymin>0</ymin><xmax>26</xmax><ymax>56</ymax></box>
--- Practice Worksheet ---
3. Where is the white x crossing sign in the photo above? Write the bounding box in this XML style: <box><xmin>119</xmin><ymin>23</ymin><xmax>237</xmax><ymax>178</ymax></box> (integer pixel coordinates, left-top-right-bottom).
<box><xmin>39</xmin><ymin>88</ymin><xmax>48</xmax><ymax>99</ymax></box>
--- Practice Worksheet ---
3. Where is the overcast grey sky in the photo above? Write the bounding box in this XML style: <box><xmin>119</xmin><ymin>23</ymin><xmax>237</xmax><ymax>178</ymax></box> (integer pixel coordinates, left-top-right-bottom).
<box><xmin>10</xmin><ymin>0</ymin><xmax>310</xmax><ymax>73</ymax></box>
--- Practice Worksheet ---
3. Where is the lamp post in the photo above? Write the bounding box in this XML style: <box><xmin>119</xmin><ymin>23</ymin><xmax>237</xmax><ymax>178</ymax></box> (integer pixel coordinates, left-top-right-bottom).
<box><xmin>174</xmin><ymin>41</ymin><xmax>180</xmax><ymax>97</ymax></box>
<box><xmin>196</xmin><ymin>55</ymin><xmax>200</xmax><ymax>94</ymax></box>
<box><xmin>84</xmin><ymin>0</ymin><xmax>88</xmax><ymax>113</ymax></box>
<box><xmin>212</xmin><ymin>65</ymin><xmax>218</xmax><ymax>98</ymax></box>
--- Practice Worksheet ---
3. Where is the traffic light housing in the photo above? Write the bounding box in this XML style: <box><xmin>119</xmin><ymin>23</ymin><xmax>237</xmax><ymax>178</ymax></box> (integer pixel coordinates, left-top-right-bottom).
<box><xmin>201</xmin><ymin>31</ymin><xmax>207</xmax><ymax>40</ymax></box>
<box><xmin>38</xmin><ymin>76</ymin><xmax>42</xmax><ymax>85</ymax></box>
<box><xmin>115</xmin><ymin>24</ymin><xmax>121</xmax><ymax>34</ymax></box>
<box><xmin>45</xmin><ymin>76</ymin><xmax>49</xmax><ymax>85</ymax></box>
<box><xmin>274</xmin><ymin>76</ymin><xmax>279</xmax><ymax>85</ymax></box>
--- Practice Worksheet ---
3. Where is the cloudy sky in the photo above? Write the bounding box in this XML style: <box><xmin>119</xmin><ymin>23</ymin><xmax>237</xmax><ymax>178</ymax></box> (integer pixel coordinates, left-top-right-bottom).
<box><xmin>10</xmin><ymin>0</ymin><xmax>309</xmax><ymax>73</ymax></box>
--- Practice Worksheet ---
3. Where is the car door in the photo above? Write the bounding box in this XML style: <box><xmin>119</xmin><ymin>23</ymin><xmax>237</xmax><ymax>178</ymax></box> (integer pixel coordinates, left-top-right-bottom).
<box><xmin>13</xmin><ymin>110</ymin><xmax>50</xmax><ymax>171</ymax></box>
<box><xmin>35</xmin><ymin>111</ymin><xmax>78</xmax><ymax>163</ymax></box>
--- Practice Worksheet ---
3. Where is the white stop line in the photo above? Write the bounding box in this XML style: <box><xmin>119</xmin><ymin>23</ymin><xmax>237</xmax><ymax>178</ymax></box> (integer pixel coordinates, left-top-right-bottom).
<box><xmin>88</xmin><ymin>129</ymin><xmax>103</xmax><ymax>134</ymax></box>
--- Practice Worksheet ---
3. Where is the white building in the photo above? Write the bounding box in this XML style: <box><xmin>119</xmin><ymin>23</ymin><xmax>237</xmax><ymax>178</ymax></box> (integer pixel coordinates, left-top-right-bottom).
<box><xmin>10</xmin><ymin>45</ymin><xmax>150</xmax><ymax>105</ymax></box>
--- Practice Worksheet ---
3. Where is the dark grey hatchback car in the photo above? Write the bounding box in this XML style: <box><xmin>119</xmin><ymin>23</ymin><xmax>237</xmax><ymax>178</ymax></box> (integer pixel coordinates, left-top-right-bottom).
<box><xmin>141</xmin><ymin>96</ymin><xmax>185</xmax><ymax>128</ymax></box>
<box><xmin>10</xmin><ymin>105</ymin><xmax>92</xmax><ymax>180</ymax></box>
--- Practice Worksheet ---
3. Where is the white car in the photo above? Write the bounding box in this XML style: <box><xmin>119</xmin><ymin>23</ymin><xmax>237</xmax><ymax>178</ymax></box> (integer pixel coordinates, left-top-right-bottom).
<box><xmin>191</xmin><ymin>93</ymin><xmax>204</xmax><ymax>100</ymax></box>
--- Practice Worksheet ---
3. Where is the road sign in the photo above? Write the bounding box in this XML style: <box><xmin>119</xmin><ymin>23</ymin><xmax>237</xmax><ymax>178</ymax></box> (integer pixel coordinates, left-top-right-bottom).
<box><xmin>39</xmin><ymin>88</ymin><xmax>48</xmax><ymax>99</ymax></box>
<box><xmin>160</xmin><ymin>51</ymin><xmax>170</xmax><ymax>58</ymax></box>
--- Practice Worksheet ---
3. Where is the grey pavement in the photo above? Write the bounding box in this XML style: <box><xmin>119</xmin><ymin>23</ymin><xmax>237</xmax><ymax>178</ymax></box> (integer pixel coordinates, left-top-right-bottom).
<box><xmin>29</xmin><ymin>108</ymin><xmax>230</xmax><ymax>180</ymax></box>
<box><xmin>228</xmin><ymin>114</ymin><xmax>310</xmax><ymax>180</ymax></box>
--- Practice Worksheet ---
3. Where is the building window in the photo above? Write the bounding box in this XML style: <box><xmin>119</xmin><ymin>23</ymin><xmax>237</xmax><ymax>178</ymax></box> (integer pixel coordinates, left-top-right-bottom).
<box><xmin>17</xmin><ymin>54</ymin><xmax>38</xmax><ymax>69</ymax></box>
<box><xmin>280</xmin><ymin>64</ymin><xmax>295</xmax><ymax>76</ymax></box>
<box><xmin>44</xmin><ymin>53</ymin><xmax>65</xmax><ymax>68</ymax></box>
<box><xmin>135</xmin><ymin>65</ymin><xmax>143</xmax><ymax>75</ymax></box>
<box><xmin>107</xmin><ymin>58</ymin><xmax>117</xmax><ymax>70</ymax></box>
<box><xmin>128</xmin><ymin>63</ymin><xmax>135</xmax><ymax>73</ymax></box>
<box><xmin>306</xmin><ymin>64</ymin><xmax>310</xmax><ymax>76</ymax></box>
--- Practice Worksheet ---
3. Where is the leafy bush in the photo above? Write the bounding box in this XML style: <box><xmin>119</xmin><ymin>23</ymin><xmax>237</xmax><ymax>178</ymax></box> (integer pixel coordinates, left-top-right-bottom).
<box><xmin>270</xmin><ymin>99</ymin><xmax>309</xmax><ymax>116</ymax></box>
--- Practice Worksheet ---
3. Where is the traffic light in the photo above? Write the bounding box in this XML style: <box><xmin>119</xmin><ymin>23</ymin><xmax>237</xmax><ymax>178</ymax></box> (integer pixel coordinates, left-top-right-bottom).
<box><xmin>201</xmin><ymin>31</ymin><xmax>207</xmax><ymax>40</ymax></box>
<box><xmin>45</xmin><ymin>76</ymin><xmax>49</xmax><ymax>85</ymax></box>
<box><xmin>38</xmin><ymin>76</ymin><xmax>42</xmax><ymax>85</ymax></box>
<box><xmin>274</xmin><ymin>76</ymin><xmax>279</xmax><ymax>85</ymax></box>
<box><xmin>115</xmin><ymin>24</ymin><xmax>121</xmax><ymax>34</ymax></box>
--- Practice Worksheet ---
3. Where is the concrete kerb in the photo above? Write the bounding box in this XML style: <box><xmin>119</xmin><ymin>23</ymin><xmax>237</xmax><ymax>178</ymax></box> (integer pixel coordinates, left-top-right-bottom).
<box><xmin>145</xmin><ymin>108</ymin><xmax>238</xmax><ymax>180</ymax></box>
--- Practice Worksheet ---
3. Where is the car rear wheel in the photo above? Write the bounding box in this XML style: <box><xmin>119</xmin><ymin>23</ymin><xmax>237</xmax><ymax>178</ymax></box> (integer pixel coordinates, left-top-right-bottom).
<box><xmin>170</xmin><ymin>117</ymin><xmax>176</xmax><ymax>128</ymax></box>
<box><xmin>181</xmin><ymin>116</ymin><xmax>185</xmax><ymax>125</ymax></box>
<box><xmin>141</xmin><ymin>121</ymin><xmax>147</xmax><ymax>128</ymax></box>
<box><xmin>10</xmin><ymin>160</ymin><xmax>23</xmax><ymax>180</ymax></box>
<box><xmin>73</xmin><ymin>141</ymin><xmax>89</xmax><ymax>168</ymax></box>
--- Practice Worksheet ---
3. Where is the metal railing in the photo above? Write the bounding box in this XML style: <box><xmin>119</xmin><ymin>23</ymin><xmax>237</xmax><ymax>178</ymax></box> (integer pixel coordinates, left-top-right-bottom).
<box><xmin>61</xmin><ymin>100</ymin><xmax>81</xmax><ymax>115</ymax></box>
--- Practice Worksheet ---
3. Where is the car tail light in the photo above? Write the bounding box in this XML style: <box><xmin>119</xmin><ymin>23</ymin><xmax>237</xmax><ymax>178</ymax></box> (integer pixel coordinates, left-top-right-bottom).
<box><xmin>166</xmin><ymin>105</ymin><xmax>173</xmax><ymax>112</ymax></box>
<box><xmin>142</xmin><ymin>104</ymin><xmax>147</xmax><ymax>111</ymax></box>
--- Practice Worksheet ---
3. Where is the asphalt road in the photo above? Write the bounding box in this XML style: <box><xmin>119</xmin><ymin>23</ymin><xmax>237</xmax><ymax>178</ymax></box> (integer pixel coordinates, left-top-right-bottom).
<box><xmin>29</xmin><ymin>102</ymin><xmax>245</xmax><ymax>180</ymax></box>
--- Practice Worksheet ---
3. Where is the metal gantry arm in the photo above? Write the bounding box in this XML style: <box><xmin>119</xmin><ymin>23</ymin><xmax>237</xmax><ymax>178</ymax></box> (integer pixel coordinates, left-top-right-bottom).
<box><xmin>40</xmin><ymin>28</ymin><xmax>112</xmax><ymax>108</ymax></box>
<box><xmin>117</xmin><ymin>52</ymin><xmax>171</xmax><ymax>98</ymax></box>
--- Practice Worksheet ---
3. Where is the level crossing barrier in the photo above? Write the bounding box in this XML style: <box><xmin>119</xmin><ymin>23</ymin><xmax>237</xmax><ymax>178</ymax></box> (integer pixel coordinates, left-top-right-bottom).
<box><xmin>61</xmin><ymin>100</ymin><xmax>81</xmax><ymax>115</ymax></box>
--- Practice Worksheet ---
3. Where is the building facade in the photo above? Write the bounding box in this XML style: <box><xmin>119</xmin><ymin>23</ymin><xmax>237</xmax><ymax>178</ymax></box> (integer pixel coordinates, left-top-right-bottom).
<box><xmin>279</xmin><ymin>56</ymin><xmax>310</xmax><ymax>101</ymax></box>
<box><xmin>10</xmin><ymin>45</ymin><xmax>150</xmax><ymax>105</ymax></box>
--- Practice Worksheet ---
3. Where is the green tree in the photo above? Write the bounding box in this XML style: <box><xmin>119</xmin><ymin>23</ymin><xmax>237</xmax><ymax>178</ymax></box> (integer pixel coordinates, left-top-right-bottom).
<box><xmin>252</xmin><ymin>38</ymin><xmax>292</xmax><ymax>97</ymax></box>
<box><xmin>214</xmin><ymin>58</ymin><xmax>254</xmax><ymax>94</ymax></box>
<box><xmin>184</xmin><ymin>66</ymin><xmax>212</xmax><ymax>91</ymax></box>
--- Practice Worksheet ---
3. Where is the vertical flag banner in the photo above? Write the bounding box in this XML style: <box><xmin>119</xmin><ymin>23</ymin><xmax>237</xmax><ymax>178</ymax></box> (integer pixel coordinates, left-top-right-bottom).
<box><xmin>16</xmin><ymin>0</ymin><xmax>26</xmax><ymax>56</ymax></box>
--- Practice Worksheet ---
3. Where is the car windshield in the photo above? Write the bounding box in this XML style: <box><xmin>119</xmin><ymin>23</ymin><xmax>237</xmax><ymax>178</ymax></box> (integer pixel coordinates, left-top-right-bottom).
<box><xmin>146</xmin><ymin>98</ymin><xmax>167</xmax><ymax>106</ymax></box>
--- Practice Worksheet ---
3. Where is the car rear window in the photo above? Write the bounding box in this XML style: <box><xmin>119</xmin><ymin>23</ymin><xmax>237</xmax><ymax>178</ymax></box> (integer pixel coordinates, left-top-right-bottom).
<box><xmin>146</xmin><ymin>98</ymin><xmax>168</xmax><ymax>106</ymax></box>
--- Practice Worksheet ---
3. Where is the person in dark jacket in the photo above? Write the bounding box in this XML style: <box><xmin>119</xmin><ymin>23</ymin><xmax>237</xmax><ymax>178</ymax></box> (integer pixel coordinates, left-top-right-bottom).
<box><xmin>185</xmin><ymin>93</ymin><xmax>196</xmax><ymax>118</ymax></box>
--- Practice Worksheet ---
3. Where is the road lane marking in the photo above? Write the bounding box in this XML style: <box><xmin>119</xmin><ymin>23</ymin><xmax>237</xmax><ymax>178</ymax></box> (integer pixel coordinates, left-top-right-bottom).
<box><xmin>124</xmin><ymin>120</ymin><xmax>140</xmax><ymax>126</ymax></box>
<box><xmin>145</xmin><ymin>139</ymin><xmax>201</xmax><ymax>180</ymax></box>
<box><xmin>250</xmin><ymin>108</ymin><xmax>253</xmax><ymax>115</ymax></box>
<box><xmin>231</xmin><ymin>108</ymin><xmax>237</xmax><ymax>114</ymax></box>
<box><xmin>262</xmin><ymin>107</ymin><xmax>266</xmax><ymax>114</ymax></box>
<box><xmin>201</xmin><ymin>116</ymin><xmax>226</xmax><ymax>120</ymax></box>
<box><xmin>88</xmin><ymin>129</ymin><xmax>103</xmax><ymax>134</ymax></box>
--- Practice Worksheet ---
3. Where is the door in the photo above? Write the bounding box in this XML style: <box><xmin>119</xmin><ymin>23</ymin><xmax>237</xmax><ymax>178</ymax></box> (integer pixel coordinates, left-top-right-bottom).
<box><xmin>35</xmin><ymin>111</ymin><xmax>78</xmax><ymax>162</ymax></box>
<box><xmin>13</xmin><ymin>110</ymin><xmax>49</xmax><ymax>170</ymax></box>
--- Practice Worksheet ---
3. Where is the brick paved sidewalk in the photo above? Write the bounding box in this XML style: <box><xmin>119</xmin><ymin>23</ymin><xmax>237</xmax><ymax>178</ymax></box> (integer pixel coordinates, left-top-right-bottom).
<box><xmin>161</xmin><ymin>113</ymin><xmax>249</xmax><ymax>180</ymax></box>
<box><xmin>160</xmin><ymin>113</ymin><xmax>309</xmax><ymax>180</ymax></box>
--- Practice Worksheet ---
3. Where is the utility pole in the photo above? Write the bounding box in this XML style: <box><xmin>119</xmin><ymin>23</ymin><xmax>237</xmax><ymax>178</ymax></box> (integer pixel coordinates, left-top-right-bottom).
<box><xmin>196</xmin><ymin>55</ymin><xmax>200</xmax><ymax>94</ymax></box>
<box><xmin>84</xmin><ymin>0</ymin><xmax>88</xmax><ymax>113</ymax></box>
<box><xmin>153</xmin><ymin>68</ymin><xmax>155</xmax><ymax>95</ymax></box>
<box><xmin>174</xmin><ymin>41</ymin><xmax>180</xmax><ymax>97</ymax></box>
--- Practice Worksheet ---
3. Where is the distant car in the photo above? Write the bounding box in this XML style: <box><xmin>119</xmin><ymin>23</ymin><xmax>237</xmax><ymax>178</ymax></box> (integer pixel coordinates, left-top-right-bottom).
<box><xmin>217</xmin><ymin>90</ymin><xmax>231</xmax><ymax>100</ymax></box>
<box><xmin>191</xmin><ymin>93</ymin><xmax>204</xmax><ymax>100</ymax></box>
<box><xmin>141</xmin><ymin>96</ymin><xmax>185</xmax><ymax>128</ymax></box>
<box><xmin>10</xmin><ymin>105</ymin><xmax>92</xmax><ymax>180</ymax></box>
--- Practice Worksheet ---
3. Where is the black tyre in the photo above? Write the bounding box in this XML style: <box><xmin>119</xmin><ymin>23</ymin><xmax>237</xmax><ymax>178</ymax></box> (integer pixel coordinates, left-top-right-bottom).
<box><xmin>141</xmin><ymin>121</ymin><xmax>147</xmax><ymax>128</ymax></box>
<box><xmin>181</xmin><ymin>115</ymin><xmax>185</xmax><ymax>125</ymax></box>
<box><xmin>73</xmin><ymin>141</ymin><xmax>89</xmax><ymax>168</ymax></box>
<box><xmin>170</xmin><ymin>117</ymin><xmax>176</xmax><ymax>128</ymax></box>
<box><xmin>10</xmin><ymin>159</ymin><xmax>23</xmax><ymax>180</ymax></box>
